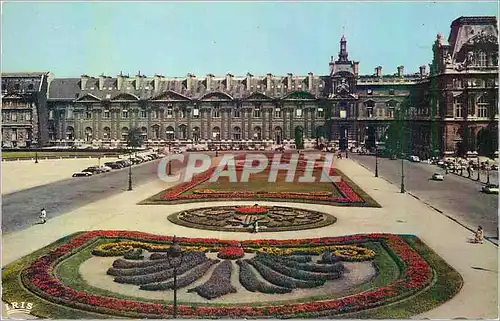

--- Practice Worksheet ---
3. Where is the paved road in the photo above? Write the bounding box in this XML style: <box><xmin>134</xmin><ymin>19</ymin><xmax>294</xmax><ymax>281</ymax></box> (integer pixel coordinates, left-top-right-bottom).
<box><xmin>350</xmin><ymin>154</ymin><xmax>498</xmax><ymax>239</ymax></box>
<box><xmin>1</xmin><ymin>159</ymin><xmax>178</xmax><ymax>235</ymax></box>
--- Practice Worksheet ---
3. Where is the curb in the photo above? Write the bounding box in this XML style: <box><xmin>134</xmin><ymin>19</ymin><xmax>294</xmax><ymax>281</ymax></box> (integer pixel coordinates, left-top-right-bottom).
<box><xmin>349</xmin><ymin>157</ymin><xmax>498</xmax><ymax>247</ymax></box>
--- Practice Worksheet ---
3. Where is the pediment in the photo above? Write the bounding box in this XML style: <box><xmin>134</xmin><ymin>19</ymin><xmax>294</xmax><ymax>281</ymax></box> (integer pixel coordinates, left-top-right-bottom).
<box><xmin>283</xmin><ymin>91</ymin><xmax>316</xmax><ymax>100</ymax></box>
<box><xmin>111</xmin><ymin>93</ymin><xmax>139</xmax><ymax>101</ymax></box>
<box><xmin>76</xmin><ymin>93</ymin><xmax>101</xmax><ymax>102</ymax></box>
<box><xmin>244</xmin><ymin>92</ymin><xmax>273</xmax><ymax>101</ymax></box>
<box><xmin>200</xmin><ymin>91</ymin><xmax>233</xmax><ymax>101</ymax></box>
<box><xmin>467</xmin><ymin>33</ymin><xmax>498</xmax><ymax>45</ymax></box>
<box><xmin>152</xmin><ymin>90</ymin><xmax>191</xmax><ymax>101</ymax></box>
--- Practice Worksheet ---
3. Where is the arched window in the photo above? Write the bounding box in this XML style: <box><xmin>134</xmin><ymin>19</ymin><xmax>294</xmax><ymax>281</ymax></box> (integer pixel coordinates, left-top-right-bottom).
<box><xmin>66</xmin><ymin>126</ymin><xmax>75</xmax><ymax>140</ymax></box>
<box><xmin>274</xmin><ymin>126</ymin><xmax>283</xmax><ymax>145</ymax></box>
<box><xmin>233</xmin><ymin>126</ymin><xmax>241</xmax><ymax>141</ymax></box>
<box><xmin>212</xmin><ymin>126</ymin><xmax>221</xmax><ymax>140</ymax></box>
<box><xmin>212</xmin><ymin>106</ymin><xmax>220</xmax><ymax>118</ymax></box>
<box><xmin>141</xmin><ymin>126</ymin><xmax>148</xmax><ymax>139</ymax></box>
<box><xmin>166</xmin><ymin>126</ymin><xmax>175</xmax><ymax>140</ymax></box>
<box><xmin>192</xmin><ymin>127</ymin><xmax>200</xmax><ymax>143</ymax></box>
<box><xmin>103</xmin><ymin>127</ymin><xmax>111</xmax><ymax>140</ymax></box>
<box><xmin>253</xmin><ymin>126</ymin><xmax>262</xmax><ymax>140</ymax></box>
<box><xmin>178</xmin><ymin>125</ymin><xmax>187</xmax><ymax>139</ymax></box>
<box><xmin>85</xmin><ymin>127</ymin><xmax>93</xmax><ymax>142</ymax></box>
<box><xmin>121</xmin><ymin>127</ymin><xmax>129</xmax><ymax>141</ymax></box>
<box><xmin>477</xmin><ymin>95</ymin><xmax>489</xmax><ymax>118</ymax></box>
<box><xmin>152</xmin><ymin>125</ymin><xmax>160</xmax><ymax>140</ymax></box>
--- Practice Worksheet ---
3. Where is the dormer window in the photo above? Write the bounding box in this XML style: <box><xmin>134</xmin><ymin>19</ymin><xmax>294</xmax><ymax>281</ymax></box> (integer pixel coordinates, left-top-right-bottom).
<box><xmin>367</xmin><ymin>89</ymin><xmax>373</xmax><ymax>95</ymax></box>
<box><xmin>253</xmin><ymin>107</ymin><xmax>261</xmax><ymax>118</ymax></box>
<box><xmin>167</xmin><ymin>107</ymin><xmax>173</xmax><ymax>118</ymax></box>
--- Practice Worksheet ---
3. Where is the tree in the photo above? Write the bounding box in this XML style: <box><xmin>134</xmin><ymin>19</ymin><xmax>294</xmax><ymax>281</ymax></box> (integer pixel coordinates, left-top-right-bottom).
<box><xmin>126</xmin><ymin>127</ymin><xmax>143</xmax><ymax>149</ymax></box>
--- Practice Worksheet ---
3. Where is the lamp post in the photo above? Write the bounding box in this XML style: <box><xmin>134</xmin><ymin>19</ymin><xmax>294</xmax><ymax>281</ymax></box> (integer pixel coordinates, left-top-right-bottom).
<box><xmin>375</xmin><ymin>147</ymin><xmax>379</xmax><ymax>177</ymax></box>
<box><xmin>400</xmin><ymin>152</ymin><xmax>405</xmax><ymax>193</ymax></box>
<box><xmin>168</xmin><ymin>140</ymin><xmax>172</xmax><ymax>176</ymax></box>
<box><xmin>35</xmin><ymin>152</ymin><xmax>39</xmax><ymax>164</ymax></box>
<box><xmin>166</xmin><ymin>235</ymin><xmax>184</xmax><ymax>319</ymax></box>
<box><xmin>127</xmin><ymin>151</ymin><xmax>132</xmax><ymax>191</ymax></box>
<box><xmin>486</xmin><ymin>160</ymin><xmax>490</xmax><ymax>184</ymax></box>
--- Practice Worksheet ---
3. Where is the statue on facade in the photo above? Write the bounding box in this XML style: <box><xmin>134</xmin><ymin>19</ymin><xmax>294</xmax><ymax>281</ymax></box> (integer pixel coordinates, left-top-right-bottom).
<box><xmin>445</xmin><ymin>53</ymin><xmax>452</xmax><ymax>65</ymax></box>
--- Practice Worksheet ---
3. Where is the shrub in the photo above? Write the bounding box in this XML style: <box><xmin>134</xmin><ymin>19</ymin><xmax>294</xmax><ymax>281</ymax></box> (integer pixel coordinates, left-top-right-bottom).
<box><xmin>255</xmin><ymin>256</ymin><xmax>341</xmax><ymax>281</ymax></box>
<box><xmin>247</xmin><ymin>259</ymin><xmax>324</xmax><ymax>289</ymax></box>
<box><xmin>114</xmin><ymin>254</ymin><xmax>209</xmax><ymax>285</ymax></box>
<box><xmin>317</xmin><ymin>251</ymin><xmax>341</xmax><ymax>264</ymax></box>
<box><xmin>257</xmin><ymin>253</ymin><xmax>344</xmax><ymax>273</ymax></box>
<box><xmin>123</xmin><ymin>248</ymin><xmax>143</xmax><ymax>260</ymax></box>
<box><xmin>187</xmin><ymin>261</ymin><xmax>236</xmax><ymax>299</ymax></box>
<box><xmin>112</xmin><ymin>258</ymin><xmax>168</xmax><ymax>269</ymax></box>
<box><xmin>236</xmin><ymin>260</ymin><xmax>291</xmax><ymax>294</ymax></box>
<box><xmin>140</xmin><ymin>259</ymin><xmax>219</xmax><ymax>291</ymax></box>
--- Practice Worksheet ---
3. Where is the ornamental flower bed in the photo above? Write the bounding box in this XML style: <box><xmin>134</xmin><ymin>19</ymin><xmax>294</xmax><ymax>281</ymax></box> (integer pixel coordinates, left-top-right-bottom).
<box><xmin>217</xmin><ymin>246</ymin><xmax>245</xmax><ymax>260</ymax></box>
<box><xmin>235</xmin><ymin>206</ymin><xmax>268</xmax><ymax>214</ymax></box>
<box><xmin>18</xmin><ymin>231</ymin><xmax>435</xmax><ymax>319</ymax></box>
<box><xmin>151</xmin><ymin>158</ymin><xmax>371</xmax><ymax>206</ymax></box>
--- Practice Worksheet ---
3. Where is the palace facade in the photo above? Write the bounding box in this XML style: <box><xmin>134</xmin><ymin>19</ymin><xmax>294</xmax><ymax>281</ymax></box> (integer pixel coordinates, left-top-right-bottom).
<box><xmin>2</xmin><ymin>16</ymin><xmax>498</xmax><ymax>157</ymax></box>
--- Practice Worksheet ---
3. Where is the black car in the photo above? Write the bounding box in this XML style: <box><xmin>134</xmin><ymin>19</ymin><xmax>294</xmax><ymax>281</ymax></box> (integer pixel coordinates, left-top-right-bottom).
<box><xmin>105</xmin><ymin>162</ymin><xmax>122</xmax><ymax>169</ymax></box>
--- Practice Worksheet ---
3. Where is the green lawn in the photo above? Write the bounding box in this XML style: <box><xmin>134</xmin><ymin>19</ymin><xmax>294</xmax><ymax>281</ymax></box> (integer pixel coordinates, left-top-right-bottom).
<box><xmin>184</xmin><ymin>168</ymin><xmax>342</xmax><ymax>196</ymax></box>
<box><xmin>1</xmin><ymin>151</ymin><xmax>120</xmax><ymax>159</ymax></box>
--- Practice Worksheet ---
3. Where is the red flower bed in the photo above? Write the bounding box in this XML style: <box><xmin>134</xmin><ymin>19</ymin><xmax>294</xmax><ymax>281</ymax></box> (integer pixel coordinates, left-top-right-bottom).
<box><xmin>217</xmin><ymin>246</ymin><xmax>245</xmax><ymax>259</ymax></box>
<box><xmin>235</xmin><ymin>206</ymin><xmax>268</xmax><ymax>214</ymax></box>
<box><xmin>22</xmin><ymin>231</ymin><xmax>432</xmax><ymax>318</ymax></box>
<box><xmin>160</xmin><ymin>161</ymin><xmax>365</xmax><ymax>204</ymax></box>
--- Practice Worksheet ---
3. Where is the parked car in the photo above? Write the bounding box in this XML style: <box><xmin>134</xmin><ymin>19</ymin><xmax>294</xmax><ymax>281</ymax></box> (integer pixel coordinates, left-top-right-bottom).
<box><xmin>116</xmin><ymin>160</ymin><xmax>131</xmax><ymax>167</ymax></box>
<box><xmin>98</xmin><ymin>165</ymin><xmax>112</xmax><ymax>172</ymax></box>
<box><xmin>130</xmin><ymin>157</ymin><xmax>142</xmax><ymax>164</ymax></box>
<box><xmin>409</xmin><ymin>155</ymin><xmax>420</xmax><ymax>162</ymax></box>
<box><xmin>72</xmin><ymin>171</ymin><xmax>93</xmax><ymax>177</ymax></box>
<box><xmin>431</xmin><ymin>173</ymin><xmax>444</xmax><ymax>181</ymax></box>
<box><xmin>105</xmin><ymin>162</ymin><xmax>122</xmax><ymax>169</ymax></box>
<box><xmin>82</xmin><ymin>167</ymin><xmax>104</xmax><ymax>174</ymax></box>
<box><xmin>482</xmin><ymin>184</ymin><xmax>499</xmax><ymax>194</ymax></box>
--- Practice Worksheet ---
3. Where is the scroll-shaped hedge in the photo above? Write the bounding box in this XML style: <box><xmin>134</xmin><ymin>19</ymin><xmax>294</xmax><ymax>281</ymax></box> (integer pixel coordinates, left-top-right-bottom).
<box><xmin>247</xmin><ymin>259</ymin><xmax>324</xmax><ymax>289</ymax></box>
<box><xmin>255</xmin><ymin>256</ymin><xmax>341</xmax><ymax>281</ymax></box>
<box><xmin>108</xmin><ymin>252</ymin><xmax>206</xmax><ymax>277</ymax></box>
<box><xmin>114</xmin><ymin>255</ymin><xmax>209</xmax><ymax>285</ymax></box>
<box><xmin>280</xmin><ymin>255</ymin><xmax>313</xmax><ymax>263</ymax></box>
<box><xmin>257</xmin><ymin>253</ymin><xmax>345</xmax><ymax>273</ymax></box>
<box><xmin>187</xmin><ymin>261</ymin><xmax>236</xmax><ymax>299</ymax></box>
<box><xmin>140</xmin><ymin>259</ymin><xmax>219</xmax><ymax>291</ymax></box>
<box><xmin>317</xmin><ymin>251</ymin><xmax>342</xmax><ymax>264</ymax></box>
<box><xmin>236</xmin><ymin>260</ymin><xmax>291</xmax><ymax>294</ymax></box>
<box><xmin>123</xmin><ymin>248</ymin><xmax>143</xmax><ymax>260</ymax></box>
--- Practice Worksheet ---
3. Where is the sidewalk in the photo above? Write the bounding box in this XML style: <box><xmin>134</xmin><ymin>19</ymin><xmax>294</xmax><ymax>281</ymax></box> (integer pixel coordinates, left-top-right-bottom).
<box><xmin>1</xmin><ymin>157</ymin><xmax>497</xmax><ymax>319</ymax></box>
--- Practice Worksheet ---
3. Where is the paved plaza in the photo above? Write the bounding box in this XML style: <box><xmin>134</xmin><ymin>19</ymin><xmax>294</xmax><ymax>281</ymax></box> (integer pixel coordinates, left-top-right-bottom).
<box><xmin>1</xmin><ymin>155</ymin><xmax>498</xmax><ymax>319</ymax></box>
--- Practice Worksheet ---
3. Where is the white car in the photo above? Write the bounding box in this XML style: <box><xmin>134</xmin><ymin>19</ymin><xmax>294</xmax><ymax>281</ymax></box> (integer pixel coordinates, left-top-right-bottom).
<box><xmin>72</xmin><ymin>171</ymin><xmax>93</xmax><ymax>177</ymax></box>
<box><xmin>98</xmin><ymin>165</ymin><xmax>112</xmax><ymax>172</ymax></box>
<box><xmin>482</xmin><ymin>184</ymin><xmax>499</xmax><ymax>194</ymax></box>
<box><xmin>432</xmin><ymin>173</ymin><xmax>444</xmax><ymax>181</ymax></box>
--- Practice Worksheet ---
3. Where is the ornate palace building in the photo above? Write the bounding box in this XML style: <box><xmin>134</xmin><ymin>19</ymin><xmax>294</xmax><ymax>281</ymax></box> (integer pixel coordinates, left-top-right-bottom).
<box><xmin>2</xmin><ymin>16</ymin><xmax>498</xmax><ymax>157</ymax></box>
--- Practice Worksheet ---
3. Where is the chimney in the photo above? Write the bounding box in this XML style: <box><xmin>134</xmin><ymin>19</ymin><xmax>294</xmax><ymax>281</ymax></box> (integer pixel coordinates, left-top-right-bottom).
<box><xmin>117</xmin><ymin>72</ymin><xmax>124</xmax><ymax>90</ymax></box>
<box><xmin>246</xmin><ymin>73</ymin><xmax>253</xmax><ymax>91</ymax></box>
<box><xmin>375</xmin><ymin>66</ymin><xmax>382</xmax><ymax>77</ymax></box>
<box><xmin>419</xmin><ymin>65</ymin><xmax>426</xmax><ymax>78</ymax></box>
<box><xmin>187</xmin><ymin>73</ymin><xmax>195</xmax><ymax>91</ymax></box>
<box><xmin>226</xmin><ymin>73</ymin><xmax>233</xmax><ymax>91</ymax></box>
<box><xmin>266</xmin><ymin>73</ymin><xmax>272</xmax><ymax>90</ymax></box>
<box><xmin>135</xmin><ymin>71</ymin><xmax>142</xmax><ymax>90</ymax></box>
<box><xmin>206</xmin><ymin>74</ymin><xmax>214</xmax><ymax>91</ymax></box>
<box><xmin>80</xmin><ymin>74</ymin><xmax>89</xmax><ymax>90</ymax></box>
<box><xmin>154</xmin><ymin>74</ymin><xmax>162</xmax><ymax>91</ymax></box>
<box><xmin>353</xmin><ymin>62</ymin><xmax>359</xmax><ymax>75</ymax></box>
<box><xmin>397</xmin><ymin>66</ymin><xmax>404</xmax><ymax>77</ymax></box>
<box><xmin>307</xmin><ymin>72</ymin><xmax>313</xmax><ymax>91</ymax></box>
<box><xmin>99</xmin><ymin>74</ymin><xmax>105</xmax><ymax>90</ymax></box>
<box><xmin>287</xmin><ymin>73</ymin><xmax>292</xmax><ymax>90</ymax></box>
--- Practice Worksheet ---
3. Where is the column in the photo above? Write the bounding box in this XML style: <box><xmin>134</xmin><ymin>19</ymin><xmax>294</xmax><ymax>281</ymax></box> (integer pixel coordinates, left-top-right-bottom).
<box><xmin>187</xmin><ymin>106</ymin><xmax>192</xmax><ymax>140</ymax></box>
<box><xmin>241</xmin><ymin>108</ymin><xmax>246</xmax><ymax>140</ymax></box>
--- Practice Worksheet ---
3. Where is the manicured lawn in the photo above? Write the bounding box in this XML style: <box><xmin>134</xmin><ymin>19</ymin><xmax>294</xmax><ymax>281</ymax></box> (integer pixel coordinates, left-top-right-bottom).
<box><xmin>184</xmin><ymin>168</ymin><xmax>344</xmax><ymax>197</ymax></box>
<box><xmin>2</xmin><ymin>151</ymin><xmax>120</xmax><ymax>159</ymax></box>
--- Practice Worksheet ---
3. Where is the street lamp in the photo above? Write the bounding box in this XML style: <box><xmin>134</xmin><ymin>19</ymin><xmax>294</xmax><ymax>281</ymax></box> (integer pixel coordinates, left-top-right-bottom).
<box><xmin>400</xmin><ymin>152</ymin><xmax>405</xmax><ymax>193</ymax></box>
<box><xmin>375</xmin><ymin>147</ymin><xmax>379</xmax><ymax>177</ymax></box>
<box><xmin>168</xmin><ymin>140</ymin><xmax>172</xmax><ymax>175</ymax></box>
<box><xmin>35</xmin><ymin>152</ymin><xmax>39</xmax><ymax>164</ymax></box>
<box><xmin>127</xmin><ymin>151</ymin><xmax>132</xmax><ymax>191</ymax></box>
<box><xmin>166</xmin><ymin>235</ymin><xmax>184</xmax><ymax>319</ymax></box>
<box><xmin>486</xmin><ymin>160</ymin><xmax>490</xmax><ymax>184</ymax></box>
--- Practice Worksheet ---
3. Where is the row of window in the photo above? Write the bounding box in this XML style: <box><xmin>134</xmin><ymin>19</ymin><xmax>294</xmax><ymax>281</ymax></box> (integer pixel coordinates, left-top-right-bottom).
<box><xmin>2</xmin><ymin>101</ymin><xmax>32</xmax><ymax>108</ymax></box>
<box><xmin>2</xmin><ymin>111</ymin><xmax>32</xmax><ymax>122</ymax></box>
<box><xmin>50</xmin><ymin>107</ymin><xmax>327</xmax><ymax>120</ymax></box>
<box><xmin>1</xmin><ymin>84</ymin><xmax>35</xmax><ymax>91</ymax></box>
<box><xmin>453</xmin><ymin>96</ymin><xmax>492</xmax><ymax>118</ymax></box>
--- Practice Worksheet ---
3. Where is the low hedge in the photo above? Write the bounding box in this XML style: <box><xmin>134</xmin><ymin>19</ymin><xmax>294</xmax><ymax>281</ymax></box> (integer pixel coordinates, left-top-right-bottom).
<box><xmin>255</xmin><ymin>256</ymin><xmax>342</xmax><ymax>281</ymax></box>
<box><xmin>188</xmin><ymin>261</ymin><xmax>237</xmax><ymax>300</ymax></box>
<box><xmin>236</xmin><ymin>260</ymin><xmax>291</xmax><ymax>294</ymax></box>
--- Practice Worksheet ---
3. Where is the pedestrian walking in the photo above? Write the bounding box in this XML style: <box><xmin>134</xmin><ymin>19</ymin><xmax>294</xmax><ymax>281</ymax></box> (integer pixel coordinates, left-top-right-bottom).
<box><xmin>39</xmin><ymin>208</ymin><xmax>47</xmax><ymax>224</ymax></box>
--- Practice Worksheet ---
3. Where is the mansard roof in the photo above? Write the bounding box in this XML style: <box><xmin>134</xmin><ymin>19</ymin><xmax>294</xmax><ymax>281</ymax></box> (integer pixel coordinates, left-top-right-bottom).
<box><xmin>1</xmin><ymin>71</ymin><xmax>49</xmax><ymax>78</ymax></box>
